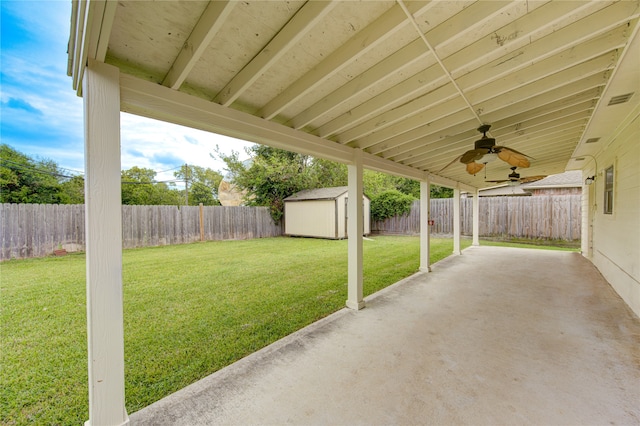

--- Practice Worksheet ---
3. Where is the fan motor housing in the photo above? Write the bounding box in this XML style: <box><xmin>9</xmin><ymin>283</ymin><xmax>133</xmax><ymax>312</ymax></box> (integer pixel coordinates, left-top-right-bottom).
<box><xmin>475</xmin><ymin>137</ymin><xmax>496</xmax><ymax>150</ymax></box>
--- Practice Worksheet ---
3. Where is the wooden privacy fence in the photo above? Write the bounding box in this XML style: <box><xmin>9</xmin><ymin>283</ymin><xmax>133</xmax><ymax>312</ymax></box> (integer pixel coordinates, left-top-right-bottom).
<box><xmin>1</xmin><ymin>204</ymin><xmax>282</xmax><ymax>260</ymax></box>
<box><xmin>372</xmin><ymin>195</ymin><xmax>581</xmax><ymax>241</ymax></box>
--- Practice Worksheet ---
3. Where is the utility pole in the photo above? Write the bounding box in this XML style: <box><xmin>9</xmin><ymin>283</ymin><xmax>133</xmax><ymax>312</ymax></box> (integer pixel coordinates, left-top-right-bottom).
<box><xmin>184</xmin><ymin>163</ymin><xmax>189</xmax><ymax>206</ymax></box>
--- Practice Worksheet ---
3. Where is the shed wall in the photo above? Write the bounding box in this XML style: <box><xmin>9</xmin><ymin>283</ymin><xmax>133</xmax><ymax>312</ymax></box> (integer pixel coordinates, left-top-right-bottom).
<box><xmin>337</xmin><ymin>193</ymin><xmax>346</xmax><ymax>239</ymax></box>
<box><xmin>285</xmin><ymin>200</ymin><xmax>337</xmax><ymax>239</ymax></box>
<box><xmin>590</xmin><ymin>109</ymin><xmax>640</xmax><ymax>317</ymax></box>
<box><xmin>343</xmin><ymin>196</ymin><xmax>371</xmax><ymax>237</ymax></box>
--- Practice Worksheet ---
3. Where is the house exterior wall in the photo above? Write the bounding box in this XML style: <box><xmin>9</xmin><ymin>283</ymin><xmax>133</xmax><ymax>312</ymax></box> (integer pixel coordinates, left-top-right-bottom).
<box><xmin>285</xmin><ymin>200</ymin><xmax>338</xmax><ymax>239</ymax></box>
<box><xmin>587</xmin><ymin>110</ymin><xmax>639</xmax><ymax>317</ymax></box>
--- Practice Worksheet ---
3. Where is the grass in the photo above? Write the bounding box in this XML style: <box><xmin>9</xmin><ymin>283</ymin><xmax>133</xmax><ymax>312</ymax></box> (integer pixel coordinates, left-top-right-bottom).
<box><xmin>1</xmin><ymin>236</ymin><xmax>575</xmax><ymax>424</ymax></box>
<box><xmin>2</xmin><ymin>235</ymin><xmax>474</xmax><ymax>425</ymax></box>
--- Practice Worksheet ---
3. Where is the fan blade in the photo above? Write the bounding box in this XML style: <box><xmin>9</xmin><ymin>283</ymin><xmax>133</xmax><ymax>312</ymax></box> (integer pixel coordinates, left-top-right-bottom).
<box><xmin>460</xmin><ymin>149</ymin><xmax>487</xmax><ymax>164</ymax></box>
<box><xmin>497</xmin><ymin>148</ymin><xmax>530</xmax><ymax>168</ymax></box>
<box><xmin>496</xmin><ymin>146</ymin><xmax>534</xmax><ymax>159</ymax></box>
<box><xmin>520</xmin><ymin>175</ymin><xmax>546</xmax><ymax>183</ymax></box>
<box><xmin>438</xmin><ymin>154</ymin><xmax>462</xmax><ymax>173</ymax></box>
<box><xmin>485</xmin><ymin>179</ymin><xmax>509</xmax><ymax>183</ymax></box>
<box><xmin>466</xmin><ymin>162</ymin><xmax>484</xmax><ymax>175</ymax></box>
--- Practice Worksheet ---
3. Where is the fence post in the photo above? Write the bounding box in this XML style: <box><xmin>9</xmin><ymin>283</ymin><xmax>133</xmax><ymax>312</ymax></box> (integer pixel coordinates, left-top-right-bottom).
<box><xmin>199</xmin><ymin>203</ymin><xmax>205</xmax><ymax>242</ymax></box>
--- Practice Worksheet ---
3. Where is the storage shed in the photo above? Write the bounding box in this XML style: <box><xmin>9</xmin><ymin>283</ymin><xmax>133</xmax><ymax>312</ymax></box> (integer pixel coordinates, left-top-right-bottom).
<box><xmin>284</xmin><ymin>187</ymin><xmax>370</xmax><ymax>239</ymax></box>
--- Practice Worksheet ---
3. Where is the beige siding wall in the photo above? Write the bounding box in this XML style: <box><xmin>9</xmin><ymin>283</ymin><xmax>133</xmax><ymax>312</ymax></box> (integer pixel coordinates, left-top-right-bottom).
<box><xmin>589</xmin><ymin>109</ymin><xmax>640</xmax><ymax>317</ymax></box>
<box><xmin>337</xmin><ymin>194</ymin><xmax>346</xmax><ymax>238</ymax></box>
<box><xmin>343</xmin><ymin>195</ymin><xmax>371</xmax><ymax>237</ymax></box>
<box><xmin>363</xmin><ymin>197</ymin><xmax>371</xmax><ymax>235</ymax></box>
<box><xmin>285</xmin><ymin>200</ymin><xmax>337</xmax><ymax>239</ymax></box>
<box><xmin>285</xmin><ymin>194</ymin><xmax>369</xmax><ymax>239</ymax></box>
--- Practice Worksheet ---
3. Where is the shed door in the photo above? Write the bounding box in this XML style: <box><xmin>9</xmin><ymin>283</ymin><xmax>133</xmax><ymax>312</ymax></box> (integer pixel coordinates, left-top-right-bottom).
<box><xmin>345</xmin><ymin>197</ymin><xmax>367</xmax><ymax>238</ymax></box>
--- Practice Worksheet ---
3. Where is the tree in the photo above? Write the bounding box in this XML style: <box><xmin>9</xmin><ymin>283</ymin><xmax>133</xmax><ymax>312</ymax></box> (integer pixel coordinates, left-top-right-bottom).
<box><xmin>430</xmin><ymin>185</ymin><xmax>453</xmax><ymax>198</ymax></box>
<box><xmin>215</xmin><ymin>143</ymin><xmax>454</xmax><ymax>222</ymax></box>
<box><xmin>215</xmin><ymin>145</ymin><xmax>313</xmax><ymax>222</ymax></box>
<box><xmin>0</xmin><ymin>144</ymin><xmax>66</xmax><ymax>204</ymax></box>
<box><xmin>370</xmin><ymin>190</ymin><xmax>414</xmax><ymax>221</ymax></box>
<box><xmin>309</xmin><ymin>158</ymin><xmax>348</xmax><ymax>187</ymax></box>
<box><xmin>60</xmin><ymin>175</ymin><xmax>85</xmax><ymax>204</ymax></box>
<box><xmin>174</xmin><ymin>164</ymin><xmax>223</xmax><ymax>206</ymax></box>
<box><xmin>121</xmin><ymin>166</ymin><xmax>182</xmax><ymax>205</ymax></box>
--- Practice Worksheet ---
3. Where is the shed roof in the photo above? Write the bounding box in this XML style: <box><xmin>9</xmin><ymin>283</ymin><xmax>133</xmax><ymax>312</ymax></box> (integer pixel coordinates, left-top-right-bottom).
<box><xmin>478</xmin><ymin>185</ymin><xmax>531</xmax><ymax>197</ymax></box>
<box><xmin>478</xmin><ymin>170</ymin><xmax>583</xmax><ymax>196</ymax></box>
<box><xmin>523</xmin><ymin>170</ymin><xmax>583</xmax><ymax>189</ymax></box>
<box><xmin>285</xmin><ymin>186</ymin><xmax>368</xmax><ymax>201</ymax></box>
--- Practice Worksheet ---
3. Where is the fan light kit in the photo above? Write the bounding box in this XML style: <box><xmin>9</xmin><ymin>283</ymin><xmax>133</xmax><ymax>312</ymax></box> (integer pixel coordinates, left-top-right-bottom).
<box><xmin>485</xmin><ymin>166</ymin><xmax>547</xmax><ymax>186</ymax></box>
<box><xmin>440</xmin><ymin>124</ymin><xmax>534</xmax><ymax>176</ymax></box>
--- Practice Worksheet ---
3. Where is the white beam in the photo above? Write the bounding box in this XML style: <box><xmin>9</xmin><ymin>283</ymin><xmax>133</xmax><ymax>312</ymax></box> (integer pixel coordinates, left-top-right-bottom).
<box><xmin>453</xmin><ymin>187</ymin><xmax>461</xmax><ymax>255</ymax></box>
<box><xmin>344</xmin><ymin>84</ymin><xmax>460</xmax><ymax>146</ymax></box>
<box><xmin>120</xmin><ymin>74</ymin><xmax>437</xmax><ymax>182</ymax></box>
<box><xmin>346</xmin><ymin>149</ymin><xmax>365</xmax><ymax>311</ymax></box>
<box><xmin>70</xmin><ymin>0</ymin><xmax>117</xmax><ymax>95</ymax></box>
<box><xmin>214</xmin><ymin>1</ymin><xmax>334</xmax><ymax>106</ymax></box>
<box><xmin>259</xmin><ymin>2</ymin><xmax>429</xmax><ymax>120</ymax></box>
<box><xmin>289</xmin><ymin>38</ymin><xmax>430</xmax><ymax>130</ymax></box>
<box><xmin>426</xmin><ymin>173</ymin><xmax>476</xmax><ymax>193</ymax></box>
<box><xmin>419</xmin><ymin>179</ymin><xmax>431</xmax><ymax>272</ymax></box>
<box><xmin>163</xmin><ymin>1</ymin><xmax>236</xmax><ymax>90</ymax></box>
<box><xmin>83</xmin><ymin>59</ymin><xmax>128</xmax><ymax>426</ymax></box>
<box><xmin>472</xmin><ymin>189</ymin><xmax>480</xmax><ymax>246</ymax></box>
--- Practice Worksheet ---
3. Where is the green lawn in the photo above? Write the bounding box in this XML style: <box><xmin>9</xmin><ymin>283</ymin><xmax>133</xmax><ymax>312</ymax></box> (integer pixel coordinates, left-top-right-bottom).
<box><xmin>2</xmin><ymin>236</ymin><xmax>477</xmax><ymax>424</ymax></box>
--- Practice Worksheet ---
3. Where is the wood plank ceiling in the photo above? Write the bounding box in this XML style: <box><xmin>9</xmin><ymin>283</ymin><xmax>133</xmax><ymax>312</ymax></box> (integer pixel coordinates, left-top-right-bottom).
<box><xmin>71</xmin><ymin>0</ymin><xmax>640</xmax><ymax>188</ymax></box>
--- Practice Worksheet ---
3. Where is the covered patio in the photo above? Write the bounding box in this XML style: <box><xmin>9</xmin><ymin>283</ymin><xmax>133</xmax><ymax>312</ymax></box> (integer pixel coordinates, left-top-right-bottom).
<box><xmin>67</xmin><ymin>1</ymin><xmax>639</xmax><ymax>424</ymax></box>
<box><xmin>130</xmin><ymin>246</ymin><xmax>640</xmax><ymax>425</ymax></box>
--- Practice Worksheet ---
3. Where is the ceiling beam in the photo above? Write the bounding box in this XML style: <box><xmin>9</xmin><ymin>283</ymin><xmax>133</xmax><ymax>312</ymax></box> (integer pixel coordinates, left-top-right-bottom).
<box><xmin>445</xmin><ymin>1</ymin><xmax>615</xmax><ymax>77</ymax></box>
<box><xmin>289</xmin><ymin>0</ymin><xmax>520</xmax><ymax>131</ymax></box>
<box><xmin>325</xmin><ymin>68</ymin><xmax>449</xmax><ymax>140</ymax></box>
<box><xmin>213</xmin><ymin>1</ymin><xmax>335</xmax><ymax>106</ymax></box>
<box><xmin>288</xmin><ymin>38</ymin><xmax>430</xmax><ymax>131</ymax></box>
<box><xmin>119</xmin><ymin>74</ymin><xmax>439</xmax><ymax>183</ymax></box>
<box><xmin>258</xmin><ymin>1</ymin><xmax>433</xmax><ymax>120</ymax></box>
<box><xmin>342</xmin><ymin>84</ymin><xmax>460</xmax><ymax>146</ymax></box>
<box><xmin>163</xmin><ymin>1</ymin><xmax>237</xmax><ymax>90</ymax></box>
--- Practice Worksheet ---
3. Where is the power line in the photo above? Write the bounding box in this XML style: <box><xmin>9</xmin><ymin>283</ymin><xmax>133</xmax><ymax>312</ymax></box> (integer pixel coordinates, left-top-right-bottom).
<box><xmin>1</xmin><ymin>159</ymin><xmax>218</xmax><ymax>191</ymax></box>
<box><xmin>0</xmin><ymin>159</ymin><xmax>79</xmax><ymax>179</ymax></box>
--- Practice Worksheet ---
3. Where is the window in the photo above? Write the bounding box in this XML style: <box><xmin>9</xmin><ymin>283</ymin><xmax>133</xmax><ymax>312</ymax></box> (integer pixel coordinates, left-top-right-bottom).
<box><xmin>604</xmin><ymin>165</ymin><xmax>614</xmax><ymax>214</ymax></box>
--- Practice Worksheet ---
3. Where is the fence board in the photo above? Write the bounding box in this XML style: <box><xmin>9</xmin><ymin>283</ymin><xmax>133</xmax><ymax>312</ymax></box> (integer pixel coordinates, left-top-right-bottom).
<box><xmin>1</xmin><ymin>204</ymin><xmax>283</xmax><ymax>260</ymax></box>
<box><xmin>2</xmin><ymin>196</ymin><xmax>578</xmax><ymax>260</ymax></box>
<box><xmin>372</xmin><ymin>195</ymin><xmax>581</xmax><ymax>241</ymax></box>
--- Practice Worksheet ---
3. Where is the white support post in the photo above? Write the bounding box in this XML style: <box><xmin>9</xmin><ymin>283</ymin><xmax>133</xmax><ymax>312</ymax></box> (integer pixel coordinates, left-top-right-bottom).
<box><xmin>419</xmin><ymin>179</ymin><xmax>431</xmax><ymax>272</ymax></box>
<box><xmin>346</xmin><ymin>149</ymin><xmax>365</xmax><ymax>310</ymax></box>
<box><xmin>472</xmin><ymin>188</ymin><xmax>480</xmax><ymax>246</ymax></box>
<box><xmin>83</xmin><ymin>59</ymin><xmax>129</xmax><ymax>426</ymax></box>
<box><xmin>453</xmin><ymin>187</ymin><xmax>461</xmax><ymax>255</ymax></box>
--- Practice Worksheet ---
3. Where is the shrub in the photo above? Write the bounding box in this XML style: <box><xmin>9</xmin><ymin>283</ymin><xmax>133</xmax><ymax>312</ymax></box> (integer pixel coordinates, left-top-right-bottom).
<box><xmin>370</xmin><ymin>190</ymin><xmax>415</xmax><ymax>221</ymax></box>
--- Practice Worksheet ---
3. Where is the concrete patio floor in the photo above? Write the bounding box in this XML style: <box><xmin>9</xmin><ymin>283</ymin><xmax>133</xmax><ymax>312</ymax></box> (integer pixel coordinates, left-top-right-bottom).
<box><xmin>130</xmin><ymin>246</ymin><xmax>640</xmax><ymax>425</ymax></box>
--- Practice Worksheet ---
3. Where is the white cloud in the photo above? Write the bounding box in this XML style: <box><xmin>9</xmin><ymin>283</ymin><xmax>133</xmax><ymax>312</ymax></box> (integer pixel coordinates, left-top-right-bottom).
<box><xmin>1</xmin><ymin>1</ymin><xmax>256</xmax><ymax>183</ymax></box>
<box><xmin>120</xmin><ymin>113</ymin><xmax>255</xmax><ymax>183</ymax></box>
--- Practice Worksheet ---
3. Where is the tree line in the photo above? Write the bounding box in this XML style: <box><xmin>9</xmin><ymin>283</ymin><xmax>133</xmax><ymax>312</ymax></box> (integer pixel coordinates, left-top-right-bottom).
<box><xmin>1</xmin><ymin>143</ymin><xmax>451</xmax><ymax>222</ymax></box>
<box><xmin>1</xmin><ymin>144</ymin><xmax>223</xmax><ymax>206</ymax></box>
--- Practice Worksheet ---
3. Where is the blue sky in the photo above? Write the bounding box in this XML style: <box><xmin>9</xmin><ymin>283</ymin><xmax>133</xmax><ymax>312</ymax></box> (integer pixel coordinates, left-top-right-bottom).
<box><xmin>1</xmin><ymin>1</ymin><xmax>254</xmax><ymax>182</ymax></box>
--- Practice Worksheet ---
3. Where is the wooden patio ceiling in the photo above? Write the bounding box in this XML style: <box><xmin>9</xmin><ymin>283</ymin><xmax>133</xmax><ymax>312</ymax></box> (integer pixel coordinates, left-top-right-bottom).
<box><xmin>69</xmin><ymin>0</ymin><xmax>640</xmax><ymax>189</ymax></box>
